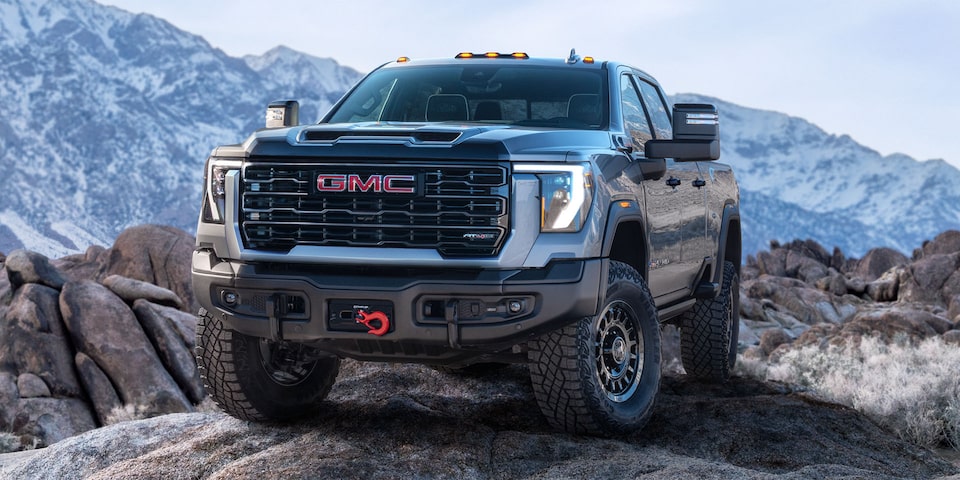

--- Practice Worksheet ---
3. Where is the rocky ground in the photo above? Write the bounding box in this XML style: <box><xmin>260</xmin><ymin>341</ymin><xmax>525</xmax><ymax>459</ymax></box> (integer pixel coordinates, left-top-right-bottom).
<box><xmin>1</xmin><ymin>226</ymin><xmax>959</xmax><ymax>479</ymax></box>
<box><xmin>3</xmin><ymin>362</ymin><xmax>956</xmax><ymax>479</ymax></box>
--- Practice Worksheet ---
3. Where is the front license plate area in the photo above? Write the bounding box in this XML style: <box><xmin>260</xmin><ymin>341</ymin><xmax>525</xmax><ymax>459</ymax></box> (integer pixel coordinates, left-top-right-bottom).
<box><xmin>328</xmin><ymin>299</ymin><xmax>394</xmax><ymax>334</ymax></box>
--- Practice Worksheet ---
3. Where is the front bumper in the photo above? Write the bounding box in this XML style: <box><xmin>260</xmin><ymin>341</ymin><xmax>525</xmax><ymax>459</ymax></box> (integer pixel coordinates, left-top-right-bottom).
<box><xmin>192</xmin><ymin>250</ymin><xmax>604</xmax><ymax>362</ymax></box>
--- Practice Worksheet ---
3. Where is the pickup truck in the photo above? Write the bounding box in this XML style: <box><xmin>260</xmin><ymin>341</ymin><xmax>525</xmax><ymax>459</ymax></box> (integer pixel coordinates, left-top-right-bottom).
<box><xmin>193</xmin><ymin>50</ymin><xmax>741</xmax><ymax>435</ymax></box>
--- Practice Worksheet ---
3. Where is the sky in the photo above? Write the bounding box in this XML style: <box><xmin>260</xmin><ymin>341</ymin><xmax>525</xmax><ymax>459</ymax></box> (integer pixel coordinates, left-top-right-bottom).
<box><xmin>97</xmin><ymin>0</ymin><xmax>960</xmax><ymax>168</ymax></box>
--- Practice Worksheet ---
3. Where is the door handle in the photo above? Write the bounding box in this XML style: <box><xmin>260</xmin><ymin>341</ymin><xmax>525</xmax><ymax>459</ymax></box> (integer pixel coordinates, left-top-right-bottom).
<box><xmin>693</xmin><ymin>178</ymin><xmax>706</xmax><ymax>189</ymax></box>
<box><xmin>666</xmin><ymin>177</ymin><xmax>681</xmax><ymax>187</ymax></box>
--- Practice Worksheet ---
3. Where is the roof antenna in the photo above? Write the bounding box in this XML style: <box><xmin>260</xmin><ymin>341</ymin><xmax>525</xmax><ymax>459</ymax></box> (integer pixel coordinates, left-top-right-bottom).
<box><xmin>566</xmin><ymin>48</ymin><xmax>580</xmax><ymax>64</ymax></box>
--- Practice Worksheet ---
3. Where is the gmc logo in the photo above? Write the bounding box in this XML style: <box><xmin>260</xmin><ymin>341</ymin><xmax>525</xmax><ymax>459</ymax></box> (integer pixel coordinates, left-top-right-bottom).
<box><xmin>316</xmin><ymin>174</ymin><xmax>416</xmax><ymax>194</ymax></box>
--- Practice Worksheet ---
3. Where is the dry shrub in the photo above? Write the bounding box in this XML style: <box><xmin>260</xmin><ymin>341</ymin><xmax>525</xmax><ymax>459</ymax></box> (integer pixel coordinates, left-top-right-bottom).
<box><xmin>103</xmin><ymin>404</ymin><xmax>152</xmax><ymax>426</ymax></box>
<box><xmin>0</xmin><ymin>432</ymin><xmax>21</xmax><ymax>453</ymax></box>
<box><xmin>739</xmin><ymin>335</ymin><xmax>960</xmax><ymax>449</ymax></box>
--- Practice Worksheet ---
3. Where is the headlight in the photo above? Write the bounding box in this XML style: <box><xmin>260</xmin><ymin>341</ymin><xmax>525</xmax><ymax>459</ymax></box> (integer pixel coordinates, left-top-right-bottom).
<box><xmin>515</xmin><ymin>164</ymin><xmax>594</xmax><ymax>232</ymax></box>
<box><xmin>201</xmin><ymin>158</ymin><xmax>241</xmax><ymax>224</ymax></box>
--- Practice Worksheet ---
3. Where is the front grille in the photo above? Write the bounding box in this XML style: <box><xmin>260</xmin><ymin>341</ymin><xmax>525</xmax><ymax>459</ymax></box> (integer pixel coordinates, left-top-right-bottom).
<box><xmin>240</xmin><ymin>161</ymin><xmax>509</xmax><ymax>256</ymax></box>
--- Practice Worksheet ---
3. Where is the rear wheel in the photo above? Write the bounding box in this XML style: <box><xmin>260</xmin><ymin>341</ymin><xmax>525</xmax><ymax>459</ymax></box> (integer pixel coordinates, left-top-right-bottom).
<box><xmin>195</xmin><ymin>308</ymin><xmax>340</xmax><ymax>421</ymax></box>
<box><xmin>528</xmin><ymin>261</ymin><xmax>661</xmax><ymax>435</ymax></box>
<box><xmin>681</xmin><ymin>261</ymin><xmax>739</xmax><ymax>381</ymax></box>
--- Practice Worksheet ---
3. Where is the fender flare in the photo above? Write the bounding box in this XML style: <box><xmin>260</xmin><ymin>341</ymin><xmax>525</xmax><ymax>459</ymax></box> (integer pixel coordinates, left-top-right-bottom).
<box><xmin>600</xmin><ymin>199</ymin><xmax>649</xmax><ymax>279</ymax></box>
<box><xmin>712</xmin><ymin>202</ymin><xmax>742</xmax><ymax>285</ymax></box>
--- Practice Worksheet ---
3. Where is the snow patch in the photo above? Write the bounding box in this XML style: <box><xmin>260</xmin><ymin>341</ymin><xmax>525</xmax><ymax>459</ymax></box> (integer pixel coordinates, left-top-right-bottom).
<box><xmin>0</xmin><ymin>210</ymin><xmax>77</xmax><ymax>258</ymax></box>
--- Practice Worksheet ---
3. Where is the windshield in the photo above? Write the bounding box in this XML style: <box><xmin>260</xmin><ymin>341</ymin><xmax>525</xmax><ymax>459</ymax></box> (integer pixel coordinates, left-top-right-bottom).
<box><xmin>326</xmin><ymin>65</ymin><xmax>607</xmax><ymax>129</ymax></box>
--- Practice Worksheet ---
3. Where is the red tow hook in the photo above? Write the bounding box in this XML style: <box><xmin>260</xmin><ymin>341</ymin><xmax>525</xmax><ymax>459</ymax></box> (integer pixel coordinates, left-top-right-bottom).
<box><xmin>356</xmin><ymin>310</ymin><xmax>390</xmax><ymax>336</ymax></box>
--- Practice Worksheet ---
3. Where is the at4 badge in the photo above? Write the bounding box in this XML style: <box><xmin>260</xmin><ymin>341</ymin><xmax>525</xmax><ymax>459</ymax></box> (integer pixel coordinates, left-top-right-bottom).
<box><xmin>356</xmin><ymin>310</ymin><xmax>390</xmax><ymax>336</ymax></box>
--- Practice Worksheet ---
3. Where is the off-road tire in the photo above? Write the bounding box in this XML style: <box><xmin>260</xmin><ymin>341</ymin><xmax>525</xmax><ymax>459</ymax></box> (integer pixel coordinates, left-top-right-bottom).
<box><xmin>528</xmin><ymin>261</ymin><xmax>661</xmax><ymax>435</ymax></box>
<box><xmin>195</xmin><ymin>308</ymin><xmax>340</xmax><ymax>421</ymax></box>
<box><xmin>680</xmin><ymin>261</ymin><xmax>739</xmax><ymax>381</ymax></box>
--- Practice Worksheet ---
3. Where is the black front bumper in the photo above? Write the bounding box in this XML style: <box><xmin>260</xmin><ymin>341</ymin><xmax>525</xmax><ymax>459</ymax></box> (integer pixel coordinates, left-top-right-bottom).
<box><xmin>192</xmin><ymin>250</ymin><xmax>604</xmax><ymax>363</ymax></box>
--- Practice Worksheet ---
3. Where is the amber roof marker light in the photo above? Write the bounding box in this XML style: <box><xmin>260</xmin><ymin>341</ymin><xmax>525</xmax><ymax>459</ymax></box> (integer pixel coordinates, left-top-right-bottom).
<box><xmin>455</xmin><ymin>52</ymin><xmax>529</xmax><ymax>59</ymax></box>
<box><xmin>396</xmin><ymin>56</ymin><xmax>410</xmax><ymax>63</ymax></box>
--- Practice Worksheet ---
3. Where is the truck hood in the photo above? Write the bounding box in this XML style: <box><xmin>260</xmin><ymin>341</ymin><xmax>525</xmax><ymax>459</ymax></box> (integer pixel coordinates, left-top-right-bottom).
<box><xmin>230</xmin><ymin>122</ymin><xmax>613</xmax><ymax>161</ymax></box>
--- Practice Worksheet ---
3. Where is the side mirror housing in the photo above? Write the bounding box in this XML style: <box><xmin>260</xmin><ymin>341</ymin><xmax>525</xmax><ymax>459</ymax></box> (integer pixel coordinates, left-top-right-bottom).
<box><xmin>265</xmin><ymin>100</ymin><xmax>299</xmax><ymax>128</ymax></box>
<box><xmin>644</xmin><ymin>103</ymin><xmax>720</xmax><ymax>161</ymax></box>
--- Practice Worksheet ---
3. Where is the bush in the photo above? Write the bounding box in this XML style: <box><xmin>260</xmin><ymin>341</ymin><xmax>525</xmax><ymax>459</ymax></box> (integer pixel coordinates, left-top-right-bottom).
<box><xmin>738</xmin><ymin>335</ymin><xmax>960</xmax><ymax>449</ymax></box>
<box><xmin>0</xmin><ymin>432</ymin><xmax>21</xmax><ymax>453</ymax></box>
<box><xmin>103</xmin><ymin>404</ymin><xmax>151</xmax><ymax>425</ymax></box>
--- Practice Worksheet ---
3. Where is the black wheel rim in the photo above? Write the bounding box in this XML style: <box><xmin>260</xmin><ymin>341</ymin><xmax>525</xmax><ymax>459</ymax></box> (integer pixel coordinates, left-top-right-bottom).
<box><xmin>258</xmin><ymin>340</ymin><xmax>318</xmax><ymax>386</ymax></box>
<box><xmin>593</xmin><ymin>300</ymin><xmax>643</xmax><ymax>402</ymax></box>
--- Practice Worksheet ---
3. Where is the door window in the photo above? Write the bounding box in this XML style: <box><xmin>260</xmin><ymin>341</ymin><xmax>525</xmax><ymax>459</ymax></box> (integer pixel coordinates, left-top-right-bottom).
<box><xmin>620</xmin><ymin>75</ymin><xmax>652</xmax><ymax>156</ymax></box>
<box><xmin>636</xmin><ymin>79</ymin><xmax>672</xmax><ymax>139</ymax></box>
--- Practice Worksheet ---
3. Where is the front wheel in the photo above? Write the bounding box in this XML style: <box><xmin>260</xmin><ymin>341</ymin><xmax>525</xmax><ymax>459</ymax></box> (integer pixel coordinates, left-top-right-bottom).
<box><xmin>528</xmin><ymin>261</ymin><xmax>661</xmax><ymax>435</ymax></box>
<box><xmin>195</xmin><ymin>308</ymin><xmax>340</xmax><ymax>421</ymax></box>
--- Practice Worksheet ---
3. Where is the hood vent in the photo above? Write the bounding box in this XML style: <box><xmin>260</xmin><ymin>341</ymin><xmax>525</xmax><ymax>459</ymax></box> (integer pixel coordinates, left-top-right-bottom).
<box><xmin>301</xmin><ymin>130</ymin><xmax>462</xmax><ymax>143</ymax></box>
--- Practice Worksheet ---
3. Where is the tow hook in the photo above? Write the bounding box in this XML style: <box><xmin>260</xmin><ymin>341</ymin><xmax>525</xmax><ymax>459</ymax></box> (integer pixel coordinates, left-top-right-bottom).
<box><xmin>356</xmin><ymin>310</ymin><xmax>390</xmax><ymax>336</ymax></box>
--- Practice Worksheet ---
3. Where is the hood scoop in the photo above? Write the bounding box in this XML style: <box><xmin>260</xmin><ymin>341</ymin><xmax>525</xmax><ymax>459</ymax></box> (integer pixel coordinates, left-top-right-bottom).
<box><xmin>301</xmin><ymin>129</ymin><xmax>462</xmax><ymax>143</ymax></box>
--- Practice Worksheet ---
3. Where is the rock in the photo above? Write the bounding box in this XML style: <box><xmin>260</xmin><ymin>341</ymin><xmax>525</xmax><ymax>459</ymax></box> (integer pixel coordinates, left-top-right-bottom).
<box><xmin>844</xmin><ymin>275</ymin><xmax>867</xmax><ymax>295</ymax></box>
<box><xmin>163</xmin><ymin>308</ymin><xmax>198</xmax><ymax>350</ymax></box>
<box><xmin>0</xmin><ymin>372</ymin><xmax>17</xmax><ymax>430</ymax></box>
<box><xmin>920</xmin><ymin>230</ymin><xmax>960</xmax><ymax>256</ymax></box>
<box><xmin>11</xmin><ymin>398</ymin><xmax>97</xmax><ymax>446</ymax></box>
<box><xmin>793</xmin><ymin>323</ymin><xmax>840</xmax><ymax>349</ymax></box>
<box><xmin>839</xmin><ymin>306</ymin><xmax>942</xmax><ymax>343</ymax></box>
<box><xmin>739</xmin><ymin>294</ymin><xmax>764</xmax><ymax>320</ymax></box>
<box><xmin>5</xmin><ymin>371</ymin><xmax>954</xmax><ymax>479</ymax></box>
<box><xmin>74</xmin><ymin>352</ymin><xmax>121</xmax><ymax>426</ymax></box>
<box><xmin>943</xmin><ymin>330</ymin><xmax>960</xmax><ymax>346</ymax></box>
<box><xmin>59</xmin><ymin>281</ymin><xmax>192</xmax><ymax>416</ymax></box>
<box><xmin>950</xmin><ymin>294</ymin><xmax>960</xmax><ymax>322</ymax></box>
<box><xmin>100</xmin><ymin>225</ymin><xmax>197</xmax><ymax>313</ymax></box>
<box><xmin>943</xmin><ymin>270</ymin><xmax>960</xmax><ymax>301</ymax></box>
<box><xmin>52</xmin><ymin>253</ymin><xmax>100</xmax><ymax>285</ymax></box>
<box><xmin>786</xmin><ymin>250</ymin><xmax>828</xmax><ymax>283</ymax></box>
<box><xmin>745</xmin><ymin>275</ymin><xmax>858</xmax><ymax>326</ymax></box>
<box><xmin>924</xmin><ymin>314</ymin><xmax>954</xmax><ymax>335</ymax></box>
<box><xmin>0</xmin><ymin>284</ymin><xmax>82</xmax><ymax>397</ymax></box>
<box><xmin>737</xmin><ymin>321</ymin><xmax>760</xmax><ymax>346</ymax></box>
<box><xmin>853</xmin><ymin>247</ymin><xmax>909</xmax><ymax>282</ymax></box>
<box><xmin>815</xmin><ymin>271</ymin><xmax>847</xmax><ymax>296</ymax></box>
<box><xmin>759</xmin><ymin>329</ymin><xmax>792</xmax><ymax>356</ymax></box>
<box><xmin>4</xmin><ymin>250</ymin><xmax>67</xmax><ymax>291</ymax></box>
<box><xmin>132</xmin><ymin>300</ymin><xmax>205</xmax><ymax>404</ymax></box>
<box><xmin>16</xmin><ymin>374</ymin><xmax>50</xmax><ymax>398</ymax></box>
<box><xmin>102</xmin><ymin>275</ymin><xmax>183</xmax><ymax>309</ymax></box>
<box><xmin>866</xmin><ymin>267</ymin><xmax>901</xmax><ymax>302</ymax></box>
<box><xmin>830</xmin><ymin>246</ymin><xmax>846</xmax><ymax>272</ymax></box>
<box><xmin>756</xmin><ymin>249</ymin><xmax>787</xmax><ymax>277</ymax></box>
<box><xmin>740</xmin><ymin>260</ymin><xmax>760</xmax><ymax>281</ymax></box>
<box><xmin>898</xmin><ymin>252</ymin><xmax>960</xmax><ymax>305</ymax></box>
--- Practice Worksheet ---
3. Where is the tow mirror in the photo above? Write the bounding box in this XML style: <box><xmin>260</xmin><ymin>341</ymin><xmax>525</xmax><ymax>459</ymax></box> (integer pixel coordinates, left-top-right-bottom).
<box><xmin>644</xmin><ymin>103</ymin><xmax>720</xmax><ymax>161</ymax></box>
<box><xmin>265</xmin><ymin>100</ymin><xmax>299</xmax><ymax>128</ymax></box>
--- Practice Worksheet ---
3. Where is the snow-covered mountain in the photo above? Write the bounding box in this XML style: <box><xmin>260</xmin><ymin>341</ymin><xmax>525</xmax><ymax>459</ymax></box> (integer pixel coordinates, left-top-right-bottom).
<box><xmin>0</xmin><ymin>0</ymin><xmax>361</xmax><ymax>257</ymax></box>
<box><xmin>0</xmin><ymin>0</ymin><xmax>956</xmax><ymax>259</ymax></box>
<box><xmin>674</xmin><ymin>94</ymin><xmax>960</xmax><ymax>257</ymax></box>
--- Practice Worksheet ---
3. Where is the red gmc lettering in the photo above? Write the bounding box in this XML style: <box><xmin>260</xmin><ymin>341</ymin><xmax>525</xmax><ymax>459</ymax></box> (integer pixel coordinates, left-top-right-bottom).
<box><xmin>383</xmin><ymin>175</ymin><xmax>415</xmax><ymax>193</ymax></box>
<box><xmin>316</xmin><ymin>174</ymin><xmax>415</xmax><ymax>193</ymax></box>
<box><xmin>348</xmin><ymin>175</ymin><xmax>380</xmax><ymax>192</ymax></box>
<box><xmin>316</xmin><ymin>174</ymin><xmax>346</xmax><ymax>192</ymax></box>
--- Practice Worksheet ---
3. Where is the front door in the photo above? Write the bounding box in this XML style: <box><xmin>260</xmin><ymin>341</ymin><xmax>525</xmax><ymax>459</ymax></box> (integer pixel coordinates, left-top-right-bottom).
<box><xmin>621</xmin><ymin>74</ymin><xmax>706</xmax><ymax>300</ymax></box>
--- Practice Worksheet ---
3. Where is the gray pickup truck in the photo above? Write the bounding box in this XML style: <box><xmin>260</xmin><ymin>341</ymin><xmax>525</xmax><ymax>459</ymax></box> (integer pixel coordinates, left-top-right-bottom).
<box><xmin>193</xmin><ymin>50</ymin><xmax>741</xmax><ymax>435</ymax></box>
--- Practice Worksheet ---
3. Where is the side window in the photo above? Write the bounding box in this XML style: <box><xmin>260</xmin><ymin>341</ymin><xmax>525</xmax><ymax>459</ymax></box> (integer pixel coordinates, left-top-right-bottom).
<box><xmin>620</xmin><ymin>75</ymin><xmax>652</xmax><ymax>155</ymax></box>
<box><xmin>636</xmin><ymin>79</ymin><xmax>672</xmax><ymax>139</ymax></box>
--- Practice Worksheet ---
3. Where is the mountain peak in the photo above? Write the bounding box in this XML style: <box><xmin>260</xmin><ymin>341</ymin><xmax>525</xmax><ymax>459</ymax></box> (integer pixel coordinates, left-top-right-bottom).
<box><xmin>0</xmin><ymin>0</ymin><xmax>362</xmax><ymax>257</ymax></box>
